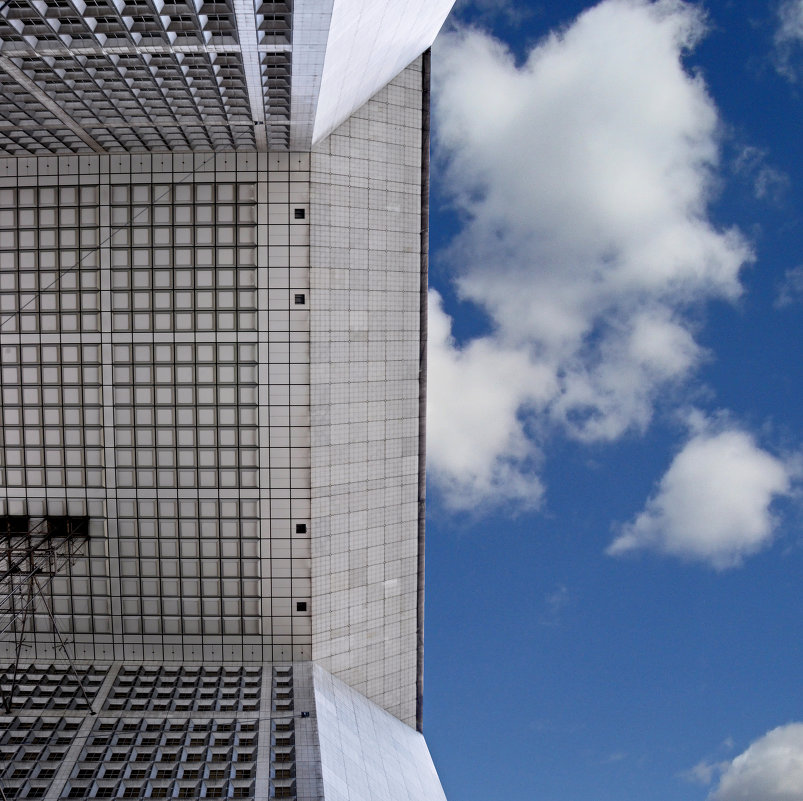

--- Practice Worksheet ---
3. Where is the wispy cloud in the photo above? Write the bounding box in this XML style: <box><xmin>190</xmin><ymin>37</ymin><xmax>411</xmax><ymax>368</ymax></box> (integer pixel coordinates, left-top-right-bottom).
<box><xmin>608</xmin><ymin>415</ymin><xmax>794</xmax><ymax>569</ymax></box>
<box><xmin>538</xmin><ymin>583</ymin><xmax>572</xmax><ymax>627</ymax></box>
<box><xmin>452</xmin><ymin>0</ymin><xmax>533</xmax><ymax>27</ymax></box>
<box><xmin>774</xmin><ymin>0</ymin><xmax>803</xmax><ymax>81</ymax></box>
<box><xmin>684</xmin><ymin>759</ymin><xmax>727</xmax><ymax>786</ymax></box>
<box><xmin>733</xmin><ymin>145</ymin><xmax>790</xmax><ymax>204</ymax></box>
<box><xmin>599</xmin><ymin>751</ymin><xmax>628</xmax><ymax>765</ymax></box>
<box><xmin>775</xmin><ymin>265</ymin><xmax>803</xmax><ymax>307</ymax></box>
<box><xmin>709</xmin><ymin>723</ymin><xmax>803</xmax><ymax>800</ymax></box>
<box><xmin>682</xmin><ymin>738</ymin><xmax>735</xmax><ymax>786</ymax></box>
<box><xmin>429</xmin><ymin>0</ymin><xmax>752</xmax><ymax>509</ymax></box>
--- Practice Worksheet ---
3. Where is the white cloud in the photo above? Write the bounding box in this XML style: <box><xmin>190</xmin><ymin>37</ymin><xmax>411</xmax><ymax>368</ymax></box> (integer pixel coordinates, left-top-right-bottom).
<box><xmin>426</xmin><ymin>291</ymin><xmax>553</xmax><ymax>508</ymax></box>
<box><xmin>608</xmin><ymin>423</ymin><xmax>793</xmax><ymax>568</ymax></box>
<box><xmin>429</xmin><ymin>0</ymin><xmax>752</xmax><ymax>507</ymax></box>
<box><xmin>710</xmin><ymin>724</ymin><xmax>803</xmax><ymax>801</ymax></box>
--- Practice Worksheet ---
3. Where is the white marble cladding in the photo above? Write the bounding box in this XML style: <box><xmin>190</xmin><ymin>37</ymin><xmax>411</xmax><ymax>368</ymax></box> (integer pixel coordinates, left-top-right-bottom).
<box><xmin>314</xmin><ymin>664</ymin><xmax>447</xmax><ymax>801</ymax></box>
<box><xmin>0</xmin><ymin>150</ymin><xmax>313</xmax><ymax>663</ymax></box>
<box><xmin>290</xmin><ymin>0</ymin><xmax>337</xmax><ymax>151</ymax></box>
<box><xmin>309</xmin><ymin>61</ymin><xmax>423</xmax><ymax>725</ymax></box>
<box><xmin>310</xmin><ymin>0</ymin><xmax>453</xmax><ymax>144</ymax></box>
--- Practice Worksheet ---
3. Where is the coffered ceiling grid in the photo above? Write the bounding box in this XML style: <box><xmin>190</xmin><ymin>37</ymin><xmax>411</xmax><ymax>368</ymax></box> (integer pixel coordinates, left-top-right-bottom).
<box><xmin>0</xmin><ymin>0</ymin><xmax>458</xmax><ymax>155</ymax></box>
<box><xmin>0</xmin><ymin>0</ymin><xmax>292</xmax><ymax>154</ymax></box>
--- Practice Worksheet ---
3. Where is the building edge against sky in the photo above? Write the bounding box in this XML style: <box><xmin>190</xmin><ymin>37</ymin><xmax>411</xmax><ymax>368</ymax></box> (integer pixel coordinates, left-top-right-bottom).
<box><xmin>0</xmin><ymin>1</ymin><xmax>454</xmax><ymax>799</ymax></box>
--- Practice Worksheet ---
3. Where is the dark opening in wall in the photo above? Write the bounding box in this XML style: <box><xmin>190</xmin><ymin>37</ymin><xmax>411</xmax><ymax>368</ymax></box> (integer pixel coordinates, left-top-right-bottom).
<box><xmin>0</xmin><ymin>516</ymin><xmax>29</xmax><ymax>535</ymax></box>
<box><xmin>46</xmin><ymin>516</ymin><xmax>90</xmax><ymax>537</ymax></box>
<box><xmin>293</xmin><ymin>208</ymin><xmax>305</xmax><ymax>220</ymax></box>
<box><xmin>293</xmin><ymin>294</ymin><xmax>305</xmax><ymax>305</ymax></box>
<box><xmin>0</xmin><ymin>515</ymin><xmax>89</xmax><ymax>537</ymax></box>
<box><xmin>295</xmin><ymin>602</ymin><xmax>307</xmax><ymax>612</ymax></box>
<box><xmin>295</xmin><ymin>524</ymin><xmax>306</xmax><ymax>534</ymax></box>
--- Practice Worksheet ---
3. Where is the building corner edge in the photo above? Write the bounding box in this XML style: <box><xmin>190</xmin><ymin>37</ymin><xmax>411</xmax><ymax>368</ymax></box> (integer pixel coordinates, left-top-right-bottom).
<box><xmin>416</xmin><ymin>47</ymin><xmax>431</xmax><ymax>735</ymax></box>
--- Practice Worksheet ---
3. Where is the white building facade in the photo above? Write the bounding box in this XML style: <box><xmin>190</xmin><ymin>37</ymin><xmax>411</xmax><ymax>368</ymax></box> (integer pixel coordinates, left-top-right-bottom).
<box><xmin>0</xmin><ymin>1</ymin><xmax>453</xmax><ymax>798</ymax></box>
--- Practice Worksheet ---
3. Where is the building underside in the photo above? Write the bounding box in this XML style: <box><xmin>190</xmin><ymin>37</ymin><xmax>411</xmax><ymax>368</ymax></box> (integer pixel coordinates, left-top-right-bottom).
<box><xmin>0</xmin><ymin>0</ymin><xmax>454</xmax><ymax>798</ymax></box>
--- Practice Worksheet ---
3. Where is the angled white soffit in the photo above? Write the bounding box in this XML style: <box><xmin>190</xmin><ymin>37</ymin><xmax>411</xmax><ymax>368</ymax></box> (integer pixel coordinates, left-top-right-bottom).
<box><xmin>289</xmin><ymin>0</ymin><xmax>336</xmax><ymax>150</ymax></box>
<box><xmin>291</xmin><ymin>0</ymin><xmax>455</xmax><ymax>149</ymax></box>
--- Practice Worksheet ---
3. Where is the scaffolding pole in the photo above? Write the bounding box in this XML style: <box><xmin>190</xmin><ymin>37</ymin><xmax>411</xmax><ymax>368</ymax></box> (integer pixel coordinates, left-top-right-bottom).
<box><xmin>0</xmin><ymin>517</ymin><xmax>93</xmax><ymax>714</ymax></box>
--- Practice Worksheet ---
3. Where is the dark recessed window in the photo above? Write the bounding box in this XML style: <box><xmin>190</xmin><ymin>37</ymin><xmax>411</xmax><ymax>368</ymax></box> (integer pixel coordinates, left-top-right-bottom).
<box><xmin>293</xmin><ymin>208</ymin><xmax>305</xmax><ymax>219</ymax></box>
<box><xmin>293</xmin><ymin>294</ymin><xmax>305</xmax><ymax>305</ymax></box>
<box><xmin>295</xmin><ymin>523</ymin><xmax>306</xmax><ymax>533</ymax></box>
<box><xmin>296</xmin><ymin>602</ymin><xmax>307</xmax><ymax>612</ymax></box>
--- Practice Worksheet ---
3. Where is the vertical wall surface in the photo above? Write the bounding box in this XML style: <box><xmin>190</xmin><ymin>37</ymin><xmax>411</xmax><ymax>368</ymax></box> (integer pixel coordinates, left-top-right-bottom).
<box><xmin>309</xmin><ymin>59</ymin><xmax>424</xmax><ymax>725</ymax></box>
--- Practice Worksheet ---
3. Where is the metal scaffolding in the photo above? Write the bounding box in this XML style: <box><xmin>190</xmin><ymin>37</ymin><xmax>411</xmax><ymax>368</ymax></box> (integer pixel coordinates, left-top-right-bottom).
<box><xmin>0</xmin><ymin>516</ymin><xmax>93</xmax><ymax>715</ymax></box>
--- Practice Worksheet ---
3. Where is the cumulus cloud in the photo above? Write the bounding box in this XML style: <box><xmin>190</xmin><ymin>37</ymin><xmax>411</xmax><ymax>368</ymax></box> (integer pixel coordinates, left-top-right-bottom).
<box><xmin>710</xmin><ymin>724</ymin><xmax>803</xmax><ymax>801</ymax></box>
<box><xmin>429</xmin><ymin>0</ymin><xmax>752</xmax><ymax>507</ymax></box>
<box><xmin>427</xmin><ymin>291</ymin><xmax>553</xmax><ymax>508</ymax></box>
<box><xmin>608</xmin><ymin>422</ymin><xmax>793</xmax><ymax>568</ymax></box>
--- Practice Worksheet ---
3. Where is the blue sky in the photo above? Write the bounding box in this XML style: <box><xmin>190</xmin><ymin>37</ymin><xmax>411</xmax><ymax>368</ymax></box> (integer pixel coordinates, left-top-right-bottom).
<box><xmin>423</xmin><ymin>1</ymin><xmax>803</xmax><ymax>799</ymax></box>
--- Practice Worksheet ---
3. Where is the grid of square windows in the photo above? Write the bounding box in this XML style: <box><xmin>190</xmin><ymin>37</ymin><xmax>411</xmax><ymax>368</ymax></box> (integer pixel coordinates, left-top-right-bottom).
<box><xmin>108</xmin><ymin>181</ymin><xmax>258</xmax><ymax>335</ymax></box>
<box><xmin>0</xmin><ymin>185</ymin><xmax>100</xmax><ymax>336</ymax></box>
<box><xmin>0</xmin><ymin>0</ymin><xmax>267</xmax><ymax>155</ymax></box>
<box><xmin>268</xmin><ymin>666</ymin><xmax>297</xmax><ymax>800</ymax></box>
<box><xmin>110</xmin><ymin>497</ymin><xmax>263</xmax><ymax>656</ymax></box>
<box><xmin>0</xmin><ymin>662</ymin><xmax>328</xmax><ymax>801</ymax></box>
<box><xmin>0</xmin><ymin>152</ymin><xmax>319</xmax><ymax>671</ymax></box>
<box><xmin>0</xmin><ymin>715</ymin><xmax>83</xmax><ymax>800</ymax></box>
<box><xmin>0</xmin><ymin>343</ymin><xmax>104</xmax><ymax>489</ymax></box>
<box><xmin>0</xmin><ymin>151</ymin><xmax>313</xmax><ymax>662</ymax></box>
<box><xmin>62</xmin><ymin>716</ymin><xmax>259</xmax><ymax>800</ymax></box>
<box><xmin>0</xmin><ymin>661</ymin><xmax>327</xmax><ymax>801</ymax></box>
<box><xmin>103</xmin><ymin>665</ymin><xmax>261</xmax><ymax>714</ymax></box>
<box><xmin>111</xmin><ymin>341</ymin><xmax>258</xmax><ymax>491</ymax></box>
<box><xmin>0</xmin><ymin>663</ymin><xmax>107</xmax><ymax>712</ymax></box>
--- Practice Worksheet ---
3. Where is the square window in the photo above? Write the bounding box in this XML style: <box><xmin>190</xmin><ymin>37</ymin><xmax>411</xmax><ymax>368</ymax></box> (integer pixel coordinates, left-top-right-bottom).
<box><xmin>295</xmin><ymin>602</ymin><xmax>307</xmax><ymax>612</ymax></box>
<box><xmin>294</xmin><ymin>294</ymin><xmax>305</xmax><ymax>305</ymax></box>
<box><xmin>293</xmin><ymin>208</ymin><xmax>305</xmax><ymax>220</ymax></box>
